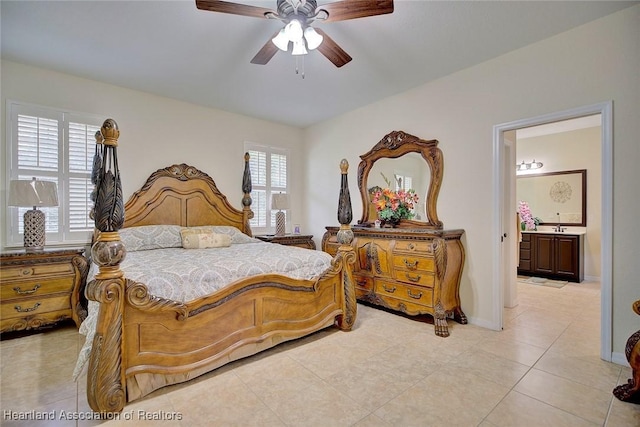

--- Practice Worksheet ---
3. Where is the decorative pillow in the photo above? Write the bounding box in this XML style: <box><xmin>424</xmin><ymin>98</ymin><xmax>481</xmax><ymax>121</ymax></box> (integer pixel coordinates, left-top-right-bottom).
<box><xmin>119</xmin><ymin>225</ymin><xmax>183</xmax><ymax>251</ymax></box>
<box><xmin>180</xmin><ymin>228</ymin><xmax>232</xmax><ymax>249</ymax></box>
<box><xmin>178</xmin><ymin>225</ymin><xmax>256</xmax><ymax>244</ymax></box>
<box><xmin>209</xmin><ymin>225</ymin><xmax>257</xmax><ymax>244</ymax></box>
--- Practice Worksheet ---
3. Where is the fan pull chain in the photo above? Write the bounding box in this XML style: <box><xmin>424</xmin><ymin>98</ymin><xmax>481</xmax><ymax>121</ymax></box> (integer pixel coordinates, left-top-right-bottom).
<box><xmin>295</xmin><ymin>56</ymin><xmax>305</xmax><ymax>79</ymax></box>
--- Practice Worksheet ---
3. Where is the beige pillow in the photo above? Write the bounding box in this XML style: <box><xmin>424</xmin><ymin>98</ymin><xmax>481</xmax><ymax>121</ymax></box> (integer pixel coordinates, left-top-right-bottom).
<box><xmin>180</xmin><ymin>228</ymin><xmax>232</xmax><ymax>249</ymax></box>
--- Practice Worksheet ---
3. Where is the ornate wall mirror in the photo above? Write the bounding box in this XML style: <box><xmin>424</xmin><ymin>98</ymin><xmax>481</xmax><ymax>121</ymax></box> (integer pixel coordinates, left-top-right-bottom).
<box><xmin>517</xmin><ymin>169</ymin><xmax>587</xmax><ymax>226</ymax></box>
<box><xmin>357</xmin><ymin>130</ymin><xmax>444</xmax><ymax>229</ymax></box>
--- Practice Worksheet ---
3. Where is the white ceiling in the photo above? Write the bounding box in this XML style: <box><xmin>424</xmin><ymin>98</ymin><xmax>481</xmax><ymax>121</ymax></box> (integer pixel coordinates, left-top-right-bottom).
<box><xmin>1</xmin><ymin>1</ymin><xmax>636</xmax><ymax>128</ymax></box>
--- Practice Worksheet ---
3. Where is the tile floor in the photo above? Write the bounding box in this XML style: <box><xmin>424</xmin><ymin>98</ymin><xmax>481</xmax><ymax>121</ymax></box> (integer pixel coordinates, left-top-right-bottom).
<box><xmin>1</xmin><ymin>279</ymin><xmax>639</xmax><ymax>426</ymax></box>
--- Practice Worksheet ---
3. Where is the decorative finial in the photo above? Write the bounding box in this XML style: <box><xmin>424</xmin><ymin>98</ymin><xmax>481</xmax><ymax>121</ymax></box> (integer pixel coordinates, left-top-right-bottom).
<box><xmin>101</xmin><ymin>119</ymin><xmax>120</xmax><ymax>146</ymax></box>
<box><xmin>340</xmin><ymin>159</ymin><xmax>349</xmax><ymax>174</ymax></box>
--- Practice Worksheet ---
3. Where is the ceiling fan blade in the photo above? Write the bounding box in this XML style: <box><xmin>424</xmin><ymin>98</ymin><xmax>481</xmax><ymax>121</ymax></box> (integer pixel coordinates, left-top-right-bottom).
<box><xmin>250</xmin><ymin>31</ymin><xmax>281</xmax><ymax>65</ymax></box>
<box><xmin>315</xmin><ymin>29</ymin><xmax>352</xmax><ymax>68</ymax></box>
<box><xmin>319</xmin><ymin>0</ymin><xmax>394</xmax><ymax>23</ymax></box>
<box><xmin>195</xmin><ymin>0</ymin><xmax>274</xmax><ymax>19</ymax></box>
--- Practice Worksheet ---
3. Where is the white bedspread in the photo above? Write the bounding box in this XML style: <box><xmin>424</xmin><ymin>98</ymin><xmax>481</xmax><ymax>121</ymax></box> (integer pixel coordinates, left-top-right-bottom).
<box><xmin>74</xmin><ymin>237</ymin><xmax>331</xmax><ymax>380</ymax></box>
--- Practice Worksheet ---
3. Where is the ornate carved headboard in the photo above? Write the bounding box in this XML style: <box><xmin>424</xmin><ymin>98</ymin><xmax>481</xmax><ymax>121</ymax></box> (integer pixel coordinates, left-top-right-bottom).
<box><xmin>122</xmin><ymin>163</ymin><xmax>253</xmax><ymax>236</ymax></box>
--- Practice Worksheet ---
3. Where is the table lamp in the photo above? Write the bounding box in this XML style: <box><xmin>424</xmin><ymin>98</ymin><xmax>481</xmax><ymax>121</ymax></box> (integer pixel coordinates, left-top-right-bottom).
<box><xmin>9</xmin><ymin>178</ymin><xmax>59</xmax><ymax>252</ymax></box>
<box><xmin>271</xmin><ymin>193</ymin><xmax>289</xmax><ymax>236</ymax></box>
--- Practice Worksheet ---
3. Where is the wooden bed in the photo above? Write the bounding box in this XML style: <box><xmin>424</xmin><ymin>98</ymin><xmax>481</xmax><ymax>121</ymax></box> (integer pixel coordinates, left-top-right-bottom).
<box><xmin>84</xmin><ymin>119</ymin><xmax>357</xmax><ymax>413</ymax></box>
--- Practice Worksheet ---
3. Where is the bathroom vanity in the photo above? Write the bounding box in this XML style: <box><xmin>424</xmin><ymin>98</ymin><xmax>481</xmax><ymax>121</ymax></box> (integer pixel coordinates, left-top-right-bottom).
<box><xmin>518</xmin><ymin>230</ymin><xmax>584</xmax><ymax>282</ymax></box>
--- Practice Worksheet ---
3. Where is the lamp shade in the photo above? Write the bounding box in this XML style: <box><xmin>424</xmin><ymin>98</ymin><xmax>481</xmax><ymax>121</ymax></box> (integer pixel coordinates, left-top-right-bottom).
<box><xmin>271</xmin><ymin>193</ymin><xmax>290</xmax><ymax>211</ymax></box>
<box><xmin>291</xmin><ymin>40</ymin><xmax>307</xmax><ymax>56</ymax></box>
<box><xmin>272</xmin><ymin>28</ymin><xmax>290</xmax><ymax>51</ymax></box>
<box><xmin>304</xmin><ymin>26</ymin><xmax>323</xmax><ymax>50</ymax></box>
<box><xmin>9</xmin><ymin>179</ymin><xmax>58</xmax><ymax>208</ymax></box>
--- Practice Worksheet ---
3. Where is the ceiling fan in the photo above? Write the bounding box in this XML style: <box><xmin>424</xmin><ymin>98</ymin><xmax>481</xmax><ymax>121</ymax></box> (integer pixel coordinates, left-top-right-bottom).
<box><xmin>195</xmin><ymin>0</ymin><xmax>394</xmax><ymax>68</ymax></box>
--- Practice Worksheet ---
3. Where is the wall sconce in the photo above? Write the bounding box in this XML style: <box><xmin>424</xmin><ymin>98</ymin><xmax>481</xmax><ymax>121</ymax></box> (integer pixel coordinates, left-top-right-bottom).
<box><xmin>9</xmin><ymin>178</ymin><xmax>59</xmax><ymax>252</ymax></box>
<box><xmin>516</xmin><ymin>160</ymin><xmax>543</xmax><ymax>172</ymax></box>
<box><xmin>271</xmin><ymin>193</ymin><xmax>290</xmax><ymax>237</ymax></box>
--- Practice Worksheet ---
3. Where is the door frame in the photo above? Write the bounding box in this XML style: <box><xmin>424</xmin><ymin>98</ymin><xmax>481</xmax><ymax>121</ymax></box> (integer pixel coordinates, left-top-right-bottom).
<box><xmin>492</xmin><ymin>101</ymin><xmax>613</xmax><ymax>361</ymax></box>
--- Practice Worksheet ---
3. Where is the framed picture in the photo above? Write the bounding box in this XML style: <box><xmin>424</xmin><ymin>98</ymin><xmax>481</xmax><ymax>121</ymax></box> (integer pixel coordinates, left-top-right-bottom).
<box><xmin>293</xmin><ymin>224</ymin><xmax>301</xmax><ymax>234</ymax></box>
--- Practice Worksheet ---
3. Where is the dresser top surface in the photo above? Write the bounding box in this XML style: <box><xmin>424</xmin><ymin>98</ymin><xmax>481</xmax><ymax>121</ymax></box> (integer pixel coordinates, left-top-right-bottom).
<box><xmin>326</xmin><ymin>226</ymin><xmax>464</xmax><ymax>239</ymax></box>
<box><xmin>1</xmin><ymin>247</ymin><xmax>85</xmax><ymax>260</ymax></box>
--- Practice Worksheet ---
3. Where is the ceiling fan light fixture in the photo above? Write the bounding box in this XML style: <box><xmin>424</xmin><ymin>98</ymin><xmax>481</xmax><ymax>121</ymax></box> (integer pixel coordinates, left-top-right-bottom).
<box><xmin>291</xmin><ymin>39</ymin><xmax>308</xmax><ymax>56</ymax></box>
<box><xmin>303</xmin><ymin>26</ymin><xmax>323</xmax><ymax>50</ymax></box>
<box><xmin>272</xmin><ymin>28</ymin><xmax>290</xmax><ymax>51</ymax></box>
<box><xmin>284</xmin><ymin>19</ymin><xmax>303</xmax><ymax>42</ymax></box>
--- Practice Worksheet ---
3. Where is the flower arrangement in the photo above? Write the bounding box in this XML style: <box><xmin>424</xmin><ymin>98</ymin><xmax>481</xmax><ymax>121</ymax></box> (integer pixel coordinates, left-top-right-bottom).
<box><xmin>518</xmin><ymin>201</ymin><xmax>541</xmax><ymax>231</ymax></box>
<box><xmin>371</xmin><ymin>173</ymin><xmax>419</xmax><ymax>225</ymax></box>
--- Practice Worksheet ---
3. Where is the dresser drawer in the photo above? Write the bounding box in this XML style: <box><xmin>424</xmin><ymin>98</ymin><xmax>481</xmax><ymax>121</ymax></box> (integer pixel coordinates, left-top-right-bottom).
<box><xmin>0</xmin><ymin>263</ymin><xmax>75</xmax><ymax>282</ymax></box>
<box><xmin>353</xmin><ymin>274</ymin><xmax>374</xmax><ymax>292</ymax></box>
<box><xmin>394</xmin><ymin>241</ymin><xmax>433</xmax><ymax>254</ymax></box>
<box><xmin>394</xmin><ymin>270</ymin><xmax>434</xmax><ymax>287</ymax></box>
<box><xmin>375</xmin><ymin>280</ymin><xmax>433</xmax><ymax>308</ymax></box>
<box><xmin>1</xmin><ymin>277</ymin><xmax>75</xmax><ymax>301</ymax></box>
<box><xmin>391</xmin><ymin>255</ymin><xmax>434</xmax><ymax>272</ymax></box>
<box><xmin>1</xmin><ymin>295</ymin><xmax>72</xmax><ymax>320</ymax></box>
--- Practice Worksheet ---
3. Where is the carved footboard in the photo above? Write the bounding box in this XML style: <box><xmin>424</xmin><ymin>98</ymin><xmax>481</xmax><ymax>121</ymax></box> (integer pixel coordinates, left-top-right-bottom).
<box><xmin>85</xmin><ymin>119</ymin><xmax>355</xmax><ymax>413</ymax></box>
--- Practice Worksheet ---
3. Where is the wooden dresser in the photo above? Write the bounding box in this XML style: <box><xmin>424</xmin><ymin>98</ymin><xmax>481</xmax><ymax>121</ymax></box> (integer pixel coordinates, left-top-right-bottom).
<box><xmin>0</xmin><ymin>248</ymin><xmax>89</xmax><ymax>333</ymax></box>
<box><xmin>255</xmin><ymin>234</ymin><xmax>316</xmax><ymax>250</ymax></box>
<box><xmin>327</xmin><ymin>130</ymin><xmax>467</xmax><ymax>336</ymax></box>
<box><xmin>323</xmin><ymin>227</ymin><xmax>466</xmax><ymax>336</ymax></box>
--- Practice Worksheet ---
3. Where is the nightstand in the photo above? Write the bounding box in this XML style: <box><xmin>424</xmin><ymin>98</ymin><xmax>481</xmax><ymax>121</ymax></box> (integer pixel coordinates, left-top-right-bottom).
<box><xmin>1</xmin><ymin>248</ymin><xmax>89</xmax><ymax>333</ymax></box>
<box><xmin>255</xmin><ymin>234</ymin><xmax>316</xmax><ymax>250</ymax></box>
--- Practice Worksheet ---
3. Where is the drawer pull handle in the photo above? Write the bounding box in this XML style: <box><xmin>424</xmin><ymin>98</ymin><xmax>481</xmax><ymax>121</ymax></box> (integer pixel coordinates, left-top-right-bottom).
<box><xmin>21</xmin><ymin>269</ymin><xmax>32</xmax><ymax>276</ymax></box>
<box><xmin>382</xmin><ymin>284</ymin><xmax>396</xmax><ymax>293</ymax></box>
<box><xmin>406</xmin><ymin>273</ymin><xmax>421</xmax><ymax>283</ymax></box>
<box><xmin>13</xmin><ymin>284</ymin><xmax>41</xmax><ymax>295</ymax></box>
<box><xmin>357</xmin><ymin>279</ymin><xmax>368</xmax><ymax>287</ymax></box>
<box><xmin>403</xmin><ymin>259</ymin><xmax>418</xmax><ymax>270</ymax></box>
<box><xmin>14</xmin><ymin>303</ymin><xmax>41</xmax><ymax>313</ymax></box>
<box><xmin>408</xmin><ymin>243</ymin><xmax>415</xmax><ymax>250</ymax></box>
<box><xmin>407</xmin><ymin>289</ymin><xmax>423</xmax><ymax>299</ymax></box>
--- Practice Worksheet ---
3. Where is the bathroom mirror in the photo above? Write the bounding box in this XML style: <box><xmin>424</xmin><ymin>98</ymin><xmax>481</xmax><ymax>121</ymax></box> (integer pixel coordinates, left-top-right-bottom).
<box><xmin>517</xmin><ymin>169</ymin><xmax>587</xmax><ymax>226</ymax></box>
<box><xmin>357</xmin><ymin>130</ymin><xmax>443</xmax><ymax>229</ymax></box>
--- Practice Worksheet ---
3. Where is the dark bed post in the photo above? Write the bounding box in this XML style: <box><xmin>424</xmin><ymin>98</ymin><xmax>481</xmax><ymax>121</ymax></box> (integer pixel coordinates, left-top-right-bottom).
<box><xmin>85</xmin><ymin>118</ymin><xmax>127</xmax><ymax>413</ymax></box>
<box><xmin>242</xmin><ymin>152</ymin><xmax>254</xmax><ymax>236</ymax></box>
<box><xmin>335</xmin><ymin>159</ymin><xmax>357</xmax><ymax>330</ymax></box>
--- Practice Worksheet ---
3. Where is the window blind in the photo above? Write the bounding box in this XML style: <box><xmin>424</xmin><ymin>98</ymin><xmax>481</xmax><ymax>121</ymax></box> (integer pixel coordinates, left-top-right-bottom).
<box><xmin>245</xmin><ymin>144</ymin><xmax>289</xmax><ymax>233</ymax></box>
<box><xmin>7</xmin><ymin>102</ymin><xmax>102</xmax><ymax>246</ymax></box>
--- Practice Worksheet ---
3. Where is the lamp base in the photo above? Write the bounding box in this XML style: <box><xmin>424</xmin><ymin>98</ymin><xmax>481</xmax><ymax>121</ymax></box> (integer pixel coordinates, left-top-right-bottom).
<box><xmin>275</xmin><ymin>211</ymin><xmax>286</xmax><ymax>236</ymax></box>
<box><xmin>23</xmin><ymin>209</ymin><xmax>46</xmax><ymax>252</ymax></box>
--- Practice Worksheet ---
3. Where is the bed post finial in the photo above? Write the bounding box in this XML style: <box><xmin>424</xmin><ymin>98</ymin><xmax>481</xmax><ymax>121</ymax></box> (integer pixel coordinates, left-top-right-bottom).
<box><xmin>86</xmin><ymin>118</ymin><xmax>127</xmax><ymax>413</ymax></box>
<box><xmin>242</xmin><ymin>152</ymin><xmax>254</xmax><ymax>236</ymax></box>
<box><xmin>335</xmin><ymin>159</ymin><xmax>356</xmax><ymax>330</ymax></box>
<box><xmin>337</xmin><ymin>159</ymin><xmax>354</xmax><ymax>246</ymax></box>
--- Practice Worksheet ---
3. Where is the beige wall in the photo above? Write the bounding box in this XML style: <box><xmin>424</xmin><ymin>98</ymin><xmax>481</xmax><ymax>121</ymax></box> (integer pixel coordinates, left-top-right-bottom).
<box><xmin>517</xmin><ymin>126</ymin><xmax>602</xmax><ymax>279</ymax></box>
<box><xmin>303</xmin><ymin>6</ymin><xmax>639</xmax><ymax>357</ymax></box>
<box><xmin>0</xmin><ymin>61</ymin><xmax>304</xmax><ymax>247</ymax></box>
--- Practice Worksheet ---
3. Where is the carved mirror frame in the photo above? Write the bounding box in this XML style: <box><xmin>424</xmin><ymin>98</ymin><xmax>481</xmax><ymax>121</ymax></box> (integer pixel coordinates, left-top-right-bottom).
<box><xmin>357</xmin><ymin>130</ymin><xmax>443</xmax><ymax>229</ymax></box>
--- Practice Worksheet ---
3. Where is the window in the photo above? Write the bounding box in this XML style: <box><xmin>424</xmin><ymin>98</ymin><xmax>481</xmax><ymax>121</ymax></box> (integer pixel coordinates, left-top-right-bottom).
<box><xmin>244</xmin><ymin>142</ymin><xmax>288</xmax><ymax>234</ymax></box>
<box><xmin>6</xmin><ymin>101</ymin><xmax>103</xmax><ymax>246</ymax></box>
<box><xmin>394</xmin><ymin>173</ymin><xmax>413</xmax><ymax>192</ymax></box>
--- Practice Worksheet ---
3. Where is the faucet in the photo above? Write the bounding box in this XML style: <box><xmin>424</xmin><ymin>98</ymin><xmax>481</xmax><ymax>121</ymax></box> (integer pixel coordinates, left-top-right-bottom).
<box><xmin>554</xmin><ymin>213</ymin><xmax>564</xmax><ymax>232</ymax></box>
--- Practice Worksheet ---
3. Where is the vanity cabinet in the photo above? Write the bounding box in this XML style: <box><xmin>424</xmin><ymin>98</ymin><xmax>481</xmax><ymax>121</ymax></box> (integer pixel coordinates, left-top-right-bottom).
<box><xmin>518</xmin><ymin>232</ymin><xmax>584</xmax><ymax>282</ymax></box>
<box><xmin>323</xmin><ymin>227</ymin><xmax>466</xmax><ymax>337</ymax></box>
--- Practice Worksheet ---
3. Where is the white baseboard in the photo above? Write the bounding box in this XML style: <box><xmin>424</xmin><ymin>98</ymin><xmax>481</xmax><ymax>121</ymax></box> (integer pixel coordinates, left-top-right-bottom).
<box><xmin>584</xmin><ymin>275</ymin><xmax>601</xmax><ymax>282</ymax></box>
<box><xmin>467</xmin><ymin>316</ymin><xmax>501</xmax><ymax>331</ymax></box>
<box><xmin>611</xmin><ymin>351</ymin><xmax>630</xmax><ymax>367</ymax></box>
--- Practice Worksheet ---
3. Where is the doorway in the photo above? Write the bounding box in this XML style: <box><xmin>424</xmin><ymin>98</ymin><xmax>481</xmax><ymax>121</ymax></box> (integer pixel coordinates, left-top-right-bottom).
<box><xmin>493</xmin><ymin>102</ymin><xmax>613</xmax><ymax>361</ymax></box>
